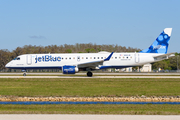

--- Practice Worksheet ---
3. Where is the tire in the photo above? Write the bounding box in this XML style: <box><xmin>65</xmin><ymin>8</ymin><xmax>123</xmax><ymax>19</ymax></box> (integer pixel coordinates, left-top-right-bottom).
<box><xmin>23</xmin><ymin>73</ymin><xmax>26</xmax><ymax>76</ymax></box>
<box><xmin>87</xmin><ymin>71</ymin><xmax>93</xmax><ymax>77</ymax></box>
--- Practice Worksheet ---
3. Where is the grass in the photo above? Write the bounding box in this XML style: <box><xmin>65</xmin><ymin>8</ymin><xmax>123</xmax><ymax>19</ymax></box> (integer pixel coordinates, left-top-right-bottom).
<box><xmin>0</xmin><ymin>104</ymin><xmax>180</xmax><ymax>114</ymax></box>
<box><xmin>1</xmin><ymin>78</ymin><xmax>180</xmax><ymax>115</ymax></box>
<box><xmin>0</xmin><ymin>78</ymin><xmax>180</xmax><ymax>97</ymax></box>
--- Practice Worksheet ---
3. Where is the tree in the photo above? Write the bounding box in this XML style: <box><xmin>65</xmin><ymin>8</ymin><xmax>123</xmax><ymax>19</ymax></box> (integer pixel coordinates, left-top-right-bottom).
<box><xmin>65</xmin><ymin>49</ymin><xmax>72</xmax><ymax>53</ymax></box>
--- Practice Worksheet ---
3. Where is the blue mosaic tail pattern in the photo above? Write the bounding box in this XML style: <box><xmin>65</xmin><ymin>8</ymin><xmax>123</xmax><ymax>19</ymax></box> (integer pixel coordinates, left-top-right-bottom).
<box><xmin>140</xmin><ymin>28</ymin><xmax>172</xmax><ymax>54</ymax></box>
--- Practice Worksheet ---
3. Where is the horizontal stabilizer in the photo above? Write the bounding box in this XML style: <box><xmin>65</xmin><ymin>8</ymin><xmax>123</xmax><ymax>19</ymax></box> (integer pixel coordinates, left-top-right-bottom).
<box><xmin>153</xmin><ymin>53</ymin><xmax>175</xmax><ymax>60</ymax></box>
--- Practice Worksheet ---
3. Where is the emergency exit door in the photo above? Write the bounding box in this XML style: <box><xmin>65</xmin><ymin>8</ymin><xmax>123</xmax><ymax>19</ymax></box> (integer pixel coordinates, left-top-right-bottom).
<box><xmin>135</xmin><ymin>53</ymin><xmax>139</xmax><ymax>63</ymax></box>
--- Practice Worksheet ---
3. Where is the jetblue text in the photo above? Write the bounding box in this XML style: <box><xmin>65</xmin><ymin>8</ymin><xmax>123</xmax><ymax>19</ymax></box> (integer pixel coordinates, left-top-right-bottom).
<box><xmin>35</xmin><ymin>55</ymin><xmax>61</xmax><ymax>63</ymax></box>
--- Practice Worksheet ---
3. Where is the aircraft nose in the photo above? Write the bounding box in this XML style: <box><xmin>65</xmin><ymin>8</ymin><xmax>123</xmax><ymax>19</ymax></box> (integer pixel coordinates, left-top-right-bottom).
<box><xmin>5</xmin><ymin>62</ymin><xmax>11</xmax><ymax>68</ymax></box>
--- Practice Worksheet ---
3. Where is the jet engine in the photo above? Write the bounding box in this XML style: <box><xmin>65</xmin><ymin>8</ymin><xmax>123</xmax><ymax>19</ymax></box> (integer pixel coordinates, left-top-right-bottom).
<box><xmin>62</xmin><ymin>66</ymin><xmax>79</xmax><ymax>74</ymax></box>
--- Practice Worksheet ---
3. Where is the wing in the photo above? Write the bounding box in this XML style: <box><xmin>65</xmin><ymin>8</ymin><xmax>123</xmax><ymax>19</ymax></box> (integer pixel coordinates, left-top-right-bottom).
<box><xmin>77</xmin><ymin>52</ymin><xmax>114</xmax><ymax>69</ymax></box>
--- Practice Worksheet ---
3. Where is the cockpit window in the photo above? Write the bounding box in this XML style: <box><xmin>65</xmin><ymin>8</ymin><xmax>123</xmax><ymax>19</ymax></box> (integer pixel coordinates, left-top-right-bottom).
<box><xmin>13</xmin><ymin>57</ymin><xmax>20</xmax><ymax>60</ymax></box>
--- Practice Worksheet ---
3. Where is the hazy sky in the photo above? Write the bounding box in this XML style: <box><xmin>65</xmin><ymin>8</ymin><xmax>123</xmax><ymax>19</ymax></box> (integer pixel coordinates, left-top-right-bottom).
<box><xmin>0</xmin><ymin>0</ymin><xmax>180</xmax><ymax>53</ymax></box>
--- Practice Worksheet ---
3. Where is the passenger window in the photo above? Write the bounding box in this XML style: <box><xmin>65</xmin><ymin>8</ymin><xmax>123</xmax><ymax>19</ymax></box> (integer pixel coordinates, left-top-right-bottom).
<box><xmin>90</xmin><ymin>57</ymin><xmax>92</xmax><ymax>59</ymax></box>
<box><xmin>62</xmin><ymin>58</ymin><xmax>63</xmax><ymax>60</ymax></box>
<box><xmin>69</xmin><ymin>57</ymin><xmax>71</xmax><ymax>59</ymax></box>
<box><xmin>101</xmin><ymin>57</ymin><xmax>103</xmax><ymax>59</ymax></box>
<box><xmin>94</xmin><ymin>57</ymin><xmax>96</xmax><ymax>59</ymax></box>
<box><xmin>82</xmin><ymin>57</ymin><xmax>84</xmax><ymax>59</ymax></box>
<box><xmin>115</xmin><ymin>57</ymin><xmax>117</xmax><ymax>59</ymax></box>
<box><xmin>86</xmin><ymin>57</ymin><xmax>88</xmax><ymax>59</ymax></box>
<box><xmin>97</xmin><ymin>57</ymin><xmax>99</xmax><ymax>59</ymax></box>
<box><xmin>73</xmin><ymin>57</ymin><xmax>75</xmax><ymax>59</ymax></box>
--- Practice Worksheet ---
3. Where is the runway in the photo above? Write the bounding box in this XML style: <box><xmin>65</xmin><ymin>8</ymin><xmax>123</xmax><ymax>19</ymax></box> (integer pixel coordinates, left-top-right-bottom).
<box><xmin>1</xmin><ymin>72</ymin><xmax>180</xmax><ymax>75</ymax></box>
<box><xmin>0</xmin><ymin>75</ymin><xmax>180</xmax><ymax>78</ymax></box>
<box><xmin>1</xmin><ymin>115</ymin><xmax>180</xmax><ymax>120</ymax></box>
<box><xmin>0</xmin><ymin>72</ymin><xmax>180</xmax><ymax>78</ymax></box>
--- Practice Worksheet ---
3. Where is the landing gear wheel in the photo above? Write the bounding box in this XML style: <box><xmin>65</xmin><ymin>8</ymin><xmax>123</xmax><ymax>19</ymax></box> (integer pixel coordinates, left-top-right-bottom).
<box><xmin>23</xmin><ymin>73</ymin><xmax>26</xmax><ymax>76</ymax></box>
<box><xmin>87</xmin><ymin>71</ymin><xmax>93</xmax><ymax>77</ymax></box>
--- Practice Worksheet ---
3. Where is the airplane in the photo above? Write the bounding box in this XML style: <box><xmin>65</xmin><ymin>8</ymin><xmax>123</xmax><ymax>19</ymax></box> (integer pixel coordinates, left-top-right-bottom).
<box><xmin>5</xmin><ymin>28</ymin><xmax>175</xmax><ymax>77</ymax></box>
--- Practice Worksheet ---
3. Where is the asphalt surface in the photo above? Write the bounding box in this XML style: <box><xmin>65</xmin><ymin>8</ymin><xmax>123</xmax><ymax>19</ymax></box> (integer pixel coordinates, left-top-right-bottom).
<box><xmin>1</xmin><ymin>115</ymin><xmax>180</xmax><ymax>120</ymax></box>
<box><xmin>0</xmin><ymin>75</ymin><xmax>180</xmax><ymax>78</ymax></box>
<box><xmin>0</xmin><ymin>72</ymin><xmax>180</xmax><ymax>75</ymax></box>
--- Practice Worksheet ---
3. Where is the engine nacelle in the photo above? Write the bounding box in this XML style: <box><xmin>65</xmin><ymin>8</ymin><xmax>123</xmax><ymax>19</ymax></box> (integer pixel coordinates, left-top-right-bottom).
<box><xmin>62</xmin><ymin>66</ymin><xmax>79</xmax><ymax>74</ymax></box>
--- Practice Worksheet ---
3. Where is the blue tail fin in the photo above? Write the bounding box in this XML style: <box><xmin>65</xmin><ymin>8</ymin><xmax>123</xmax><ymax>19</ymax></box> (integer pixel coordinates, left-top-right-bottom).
<box><xmin>139</xmin><ymin>28</ymin><xmax>172</xmax><ymax>54</ymax></box>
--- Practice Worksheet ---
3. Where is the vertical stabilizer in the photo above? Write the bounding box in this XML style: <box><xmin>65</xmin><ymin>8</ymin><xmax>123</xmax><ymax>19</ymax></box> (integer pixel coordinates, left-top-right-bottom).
<box><xmin>139</xmin><ymin>28</ymin><xmax>172</xmax><ymax>54</ymax></box>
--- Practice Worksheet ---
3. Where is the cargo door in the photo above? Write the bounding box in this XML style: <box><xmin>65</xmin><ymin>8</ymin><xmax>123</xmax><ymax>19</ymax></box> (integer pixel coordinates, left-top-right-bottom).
<box><xmin>27</xmin><ymin>55</ymin><xmax>32</xmax><ymax>65</ymax></box>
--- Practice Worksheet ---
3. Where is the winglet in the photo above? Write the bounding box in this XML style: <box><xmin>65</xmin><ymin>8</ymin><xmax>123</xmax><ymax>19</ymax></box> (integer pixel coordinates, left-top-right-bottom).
<box><xmin>104</xmin><ymin>52</ymin><xmax>114</xmax><ymax>61</ymax></box>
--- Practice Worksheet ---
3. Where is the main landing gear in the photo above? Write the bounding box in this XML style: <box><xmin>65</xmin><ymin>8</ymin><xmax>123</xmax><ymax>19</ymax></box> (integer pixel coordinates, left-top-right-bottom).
<box><xmin>23</xmin><ymin>72</ymin><xmax>26</xmax><ymax>76</ymax></box>
<box><xmin>22</xmin><ymin>69</ymin><xmax>27</xmax><ymax>76</ymax></box>
<box><xmin>87</xmin><ymin>71</ymin><xmax>93</xmax><ymax>77</ymax></box>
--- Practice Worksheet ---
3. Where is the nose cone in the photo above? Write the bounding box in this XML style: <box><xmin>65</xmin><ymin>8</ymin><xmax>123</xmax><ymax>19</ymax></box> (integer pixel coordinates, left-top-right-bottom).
<box><xmin>5</xmin><ymin>62</ymin><xmax>11</xmax><ymax>68</ymax></box>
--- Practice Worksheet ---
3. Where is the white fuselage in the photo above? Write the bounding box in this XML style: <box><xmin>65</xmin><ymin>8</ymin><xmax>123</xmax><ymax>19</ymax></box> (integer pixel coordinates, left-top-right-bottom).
<box><xmin>5</xmin><ymin>52</ymin><xmax>164</xmax><ymax>70</ymax></box>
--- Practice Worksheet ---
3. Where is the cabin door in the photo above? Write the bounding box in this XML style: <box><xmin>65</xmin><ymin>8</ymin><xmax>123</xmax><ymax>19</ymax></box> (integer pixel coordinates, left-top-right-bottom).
<box><xmin>27</xmin><ymin>55</ymin><xmax>32</xmax><ymax>65</ymax></box>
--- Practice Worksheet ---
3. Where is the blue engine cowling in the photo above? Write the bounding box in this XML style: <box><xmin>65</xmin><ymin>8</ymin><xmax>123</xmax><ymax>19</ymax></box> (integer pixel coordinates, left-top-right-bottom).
<box><xmin>62</xmin><ymin>66</ymin><xmax>79</xmax><ymax>74</ymax></box>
